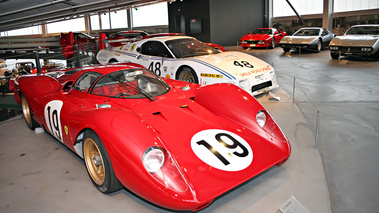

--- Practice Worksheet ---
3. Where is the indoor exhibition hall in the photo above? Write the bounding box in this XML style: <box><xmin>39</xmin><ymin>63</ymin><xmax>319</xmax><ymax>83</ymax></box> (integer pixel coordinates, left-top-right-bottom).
<box><xmin>0</xmin><ymin>0</ymin><xmax>378</xmax><ymax>213</ymax></box>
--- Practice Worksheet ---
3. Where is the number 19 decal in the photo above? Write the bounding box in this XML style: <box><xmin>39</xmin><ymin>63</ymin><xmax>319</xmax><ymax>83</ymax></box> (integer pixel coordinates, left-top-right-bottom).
<box><xmin>44</xmin><ymin>100</ymin><xmax>63</xmax><ymax>143</ymax></box>
<box><xmin>191</xmin><ymin>129</ymin><xmax>253</xmax><ymax>171</ymax></box>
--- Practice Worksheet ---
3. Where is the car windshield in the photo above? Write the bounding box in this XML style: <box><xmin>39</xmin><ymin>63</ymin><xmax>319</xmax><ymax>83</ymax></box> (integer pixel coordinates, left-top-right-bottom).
<box><xmin>165</xmin><ymin>38</ymin><xmax>220</xmax><ymax>58</ymax></box>
<box><xmin>345</xmin><ymin>26</ymin><xmax>379</xmax><ymax>35</ymax></box>
<box><xmin>253</xmin><ymin>29</ymin><xmax>272</xmax><ymax>34</ymax></box>
<box><xmin>91</xmin><ymin>69</ymin><xmax>169</xmax><ymax>99</ymax></box>
<box><xmin>294</xmin><ymin>29</ymin><xmax>320</xmax><ymax>36</ymax></box>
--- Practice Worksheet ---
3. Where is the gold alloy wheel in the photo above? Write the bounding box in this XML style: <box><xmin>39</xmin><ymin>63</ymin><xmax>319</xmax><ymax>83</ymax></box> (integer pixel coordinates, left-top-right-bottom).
<box><xmin>21</xmin><ymin>95</ymin><xmax>31</xmax><ymax>126</ymax></box>
<box><xmin>83</xmin><ymin>138</ymin><xmax>105</xmax><ymax>185</ymax></box>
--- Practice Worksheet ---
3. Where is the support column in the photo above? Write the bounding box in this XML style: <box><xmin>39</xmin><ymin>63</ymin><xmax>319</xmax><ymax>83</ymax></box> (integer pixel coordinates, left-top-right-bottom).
<box><xmin>127</xmin><ymin>9</ymin><xmax>133</xmax><ymax>31</ymax></box>
<box><xmin>323</xmin><ymin>0</ymin><xmax>333</xmax><ymax>30</ymax></box>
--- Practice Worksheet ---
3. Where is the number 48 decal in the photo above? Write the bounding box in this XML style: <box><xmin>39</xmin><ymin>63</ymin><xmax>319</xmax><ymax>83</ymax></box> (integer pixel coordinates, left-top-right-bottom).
<box><xmin>234</xmin><ymin>61</ymin><xmax>254</xmax><ymax>68</ymax></box>
<box><xmin>191</xmin><ymin>129</ymin><xmax>253</xmax><ymax>171</ymax></box>
<box><xmin>148</xmin><ymin>62</ymin><xmax>161</xmax><ymax>76</ymax></box>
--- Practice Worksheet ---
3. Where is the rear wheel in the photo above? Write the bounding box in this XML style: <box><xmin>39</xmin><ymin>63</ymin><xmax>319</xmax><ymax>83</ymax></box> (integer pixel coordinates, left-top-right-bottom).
<box><xmin>21</xmin><ymin>95</ymin><xmax>37</xmax><ymax>130</ymax></box>
<box><xmin>83</xmin><ymin>130</ymin><xmax>122</xmax><ymax>194</ymax></box>
<box><xmin>176</xmin><ymin>67</ymin><xmax>199</xmax><ymax>84</ymax></box>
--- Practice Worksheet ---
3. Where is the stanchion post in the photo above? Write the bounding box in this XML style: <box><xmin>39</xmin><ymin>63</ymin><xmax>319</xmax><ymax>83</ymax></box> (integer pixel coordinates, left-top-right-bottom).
<box><xmin>315</xmin><ymin>110</ymin><xmax>320</xmax><ymax>148</ymax></box>
<box><xmin>292</xmin><ymin>77</ymin><xmax>296</xmax><ymax>103</ymax></box>
<box><xmin>75</xmin><ymin>44</ymin><xmax>81</xmax><ymax>67</ymax></box>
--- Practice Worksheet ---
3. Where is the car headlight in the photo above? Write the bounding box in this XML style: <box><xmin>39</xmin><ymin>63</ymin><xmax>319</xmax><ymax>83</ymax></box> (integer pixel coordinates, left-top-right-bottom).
<box><xmin>143</xmin><ymin>147</ymin><xmax>165</xmax><ymax>173</ymax></box>
<box><xmin>330</xmin><ymin>46</ymin><xmax>339</xmax><ymax>51</ymax></box>
<box><xmin>239</xmin><ymin>79</ymin><xmax>249</xmax><ymax>90</ymax></box>
<box><xmin>256</xmin><ymin>110</ymin><xmax>266</xmax><ymax>128</ymax></box>
<box><xmin>270</xmin><ymin>70</ymin><xmax>275</xmax><ymax>79</ymax></box>
<box><xmin>258</xmin><ymin>41</ymin><xmax>265</xmax><ymax>44</ymax></box>
<box><xmin>361</xmin><ymin>47</ymin><xmax>373</xmax><ymax>52</ymax></box>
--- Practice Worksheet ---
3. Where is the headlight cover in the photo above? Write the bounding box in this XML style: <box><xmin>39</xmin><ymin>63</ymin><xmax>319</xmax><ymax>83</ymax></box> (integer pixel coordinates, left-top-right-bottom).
<box><xmin>143</xmin><ymin>147</ymin><xmax>165</xmax><ymax>173</ymax></box>
<box><xmin>256</xmin><ymin>110</ymin><xmax>266</xmax><ymax>128</ymax></box>
<box><xmin>239</xmin><ymin>79</ymin><xmax>249</xmax><ymax>90</ymax></box>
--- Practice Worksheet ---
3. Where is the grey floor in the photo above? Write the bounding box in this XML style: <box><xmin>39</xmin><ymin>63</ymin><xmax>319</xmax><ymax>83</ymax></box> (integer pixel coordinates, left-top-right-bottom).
<box><xmin>0</xmin><ymin>47</ymin><xmax>378</xmax><ymax>213</ymax></box>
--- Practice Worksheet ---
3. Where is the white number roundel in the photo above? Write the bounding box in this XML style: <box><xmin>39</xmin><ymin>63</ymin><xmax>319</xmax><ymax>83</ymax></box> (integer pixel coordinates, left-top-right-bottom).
<box><xmin>191</xmin><ymin>129</ymin><xmax>253</xmax><ymax>171</ymax></box>
<box><xmin>44</xmin><ymin>100</ymin><xmax>63</xmax><ymax>142</ymax></box>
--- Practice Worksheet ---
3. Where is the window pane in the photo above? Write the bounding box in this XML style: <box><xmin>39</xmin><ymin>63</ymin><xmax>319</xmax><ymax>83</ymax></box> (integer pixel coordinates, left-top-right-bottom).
<box><xmin>101</xmin><ymin>13</ymin><xmax>110</xmax><ymax>30</ymax></box>
<box><xmin>47</xmin><ymin>18</ymin><xmax>85</xmax><ymax>33</ymax></box>
<box><xmin>1</xmin><ymin>26</ymin><xmax>42</xmax><ymax>36</ymax></box>
<box><xmin>90</xmin><ymin>15</ymin><xmax>100</xmax><ymax>31</ymax></box>
<box><xmin>133</xmin><ymin>2</ymin><xmax>168</xmax><ymax>27</ymax></box>
<box><xmin>110</xmin><ymin>10</ymin><xmax>128</xmax><ymax>29</ymax></box>
<box><xmin>334</xmin><ymin>0</ymin><xmax>379</xmax><ymax>12</ymax></box>
<box><xmin>273</xmin><ymin>0</ymin><xmax>323</xmax><ymax>17</ymax></box>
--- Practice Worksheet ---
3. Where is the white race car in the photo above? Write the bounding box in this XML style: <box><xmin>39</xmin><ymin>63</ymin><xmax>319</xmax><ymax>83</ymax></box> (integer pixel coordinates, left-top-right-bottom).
<box><xmin>96</xmin><ymin>35</ymin><xmax>278</xmax><ymax>96</ymax></box>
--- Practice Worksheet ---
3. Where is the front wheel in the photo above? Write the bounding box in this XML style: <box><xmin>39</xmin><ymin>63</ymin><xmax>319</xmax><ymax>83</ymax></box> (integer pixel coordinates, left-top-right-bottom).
<box><xmin>331</xmin><ymin>52</ymin><xmax>339</xmax><ymax>59</ymax></box>
<box><xmin>269</xmin><ymin>38</ymin><xmax>275</xmax><ymax>49</ymax></box>
<box><xmin>21</xmin><ymin>95</ymin><xmax>37</xmax><ymax>130</ymax></box>
<box><xmin>83</xmin><ymin>130</ymin><xmax>122</xmax><ymax>194</ymax></box>
<box><xmin>283</xmin><ymin>48</ymin><xmax>291</xmax><ymax>52</ymax></box>
<box><xmin>176</xmin><ymin>67</ymin><xmax>199</xmax><ymax>84</ymax></box>
<box><xmin>316</xmin><ymin>40</ymin><xmax>322</xmax><ymax>53</ymax></box>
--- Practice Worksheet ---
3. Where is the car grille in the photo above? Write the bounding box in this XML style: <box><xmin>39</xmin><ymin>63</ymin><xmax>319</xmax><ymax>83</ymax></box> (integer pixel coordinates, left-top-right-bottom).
<box><xmin>243</xmin><ymin>40</ymin><xmax>259</xmax><ymax>44</ymax></box>
<box><xmin>338</xmin><ymin>47</ymin><xmax>365</xmax><ymax>53</ymax></box>
<box><xmin>252</xmin><ymin>81</ymin><xmax>272</xmax><ymax>92</ymax></box>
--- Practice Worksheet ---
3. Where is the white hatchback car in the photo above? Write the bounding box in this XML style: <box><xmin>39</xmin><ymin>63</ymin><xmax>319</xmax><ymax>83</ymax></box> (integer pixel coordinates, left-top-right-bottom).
<box><xmin>96</xmin><ymin>35</ymin><xmax>278</xmax><ymax>96</ymax></box>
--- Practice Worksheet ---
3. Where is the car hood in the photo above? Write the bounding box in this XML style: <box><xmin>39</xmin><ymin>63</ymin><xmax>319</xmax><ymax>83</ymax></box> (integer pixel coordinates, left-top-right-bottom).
<box><xmin>118</xmin><ymin>96</ymin><xmax>289</xmax><ymax>201</ymax></box>
<box><xmin>241</xmin><ymin>34</ymin><xmax>271</xmax><ymax>41</ymax></box>
<box><xmin>189</xmin><ymin>51</ymin><xmax>274</xmax><ymax>80</ymax></box>
<box><xmin>279</xmin><ymin>36</ymin><xmax>318</xmax><ymax>44</ymax></box>
<box><xmin>330</xmin><ymin>35</ymin><xmax>379</xmax><ymax>46</ymax></box>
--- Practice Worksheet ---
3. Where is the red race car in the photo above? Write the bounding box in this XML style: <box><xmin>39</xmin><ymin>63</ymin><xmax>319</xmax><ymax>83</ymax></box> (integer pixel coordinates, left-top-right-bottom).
<box><xmin>240</xmin><ymin>28</ymin><xmax>287</xmax><ymax>49</ymax></box>
<box><xmin>14</xmin><ymin>63</ymin><xmax>290</xmax><ymax>211</ymax></box>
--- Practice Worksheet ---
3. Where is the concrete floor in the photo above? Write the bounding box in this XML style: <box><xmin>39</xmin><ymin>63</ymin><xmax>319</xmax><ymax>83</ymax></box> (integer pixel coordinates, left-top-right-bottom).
<box><xmin>0</xmin><ymin>46</ymin><xmax>378</xmax><ymax>213</ymax></box>
<box><xmin>240</xmin><ymin>47</ymin><xmax>379</xmax><ymax>213</ymax></box>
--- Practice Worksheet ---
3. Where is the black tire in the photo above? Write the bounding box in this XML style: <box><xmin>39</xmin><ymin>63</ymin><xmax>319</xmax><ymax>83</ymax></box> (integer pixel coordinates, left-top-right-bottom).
<box><xmin>316</xmin><ymin>40</ymin><xmax>322</xmax><ymax>53</ymax></box>
<box><xmin>269</xmin><ymin>38</ymin><xmax>275</xmax><ymax>49</ymax></box>
<box><xmin>83</xmin><ymin>130</ymin><xmax>122</xmax><ymax>194</ymax></box>
<box><xmin>242</xmin><ymin>46</ymin><xmax>248</xmax><ymax>49</ymax></box>
<box><xmin>21</xmin><ymin>94</ymin><xmax>37</xmax><ymax>130</ymax></box>
<box><xmin>176</xmin><ymin>67</ymin><xmax>199</xmax><ymax>84</ymax></box>
<box><xmin>331</xmin><ymin>52</ymin><xmax>339</xmax><ymax>59</ymax></box>
<box><xmin>283</xmin><ymin>48</ymin><xmax>291</xmax><ymax>52</ymax></box>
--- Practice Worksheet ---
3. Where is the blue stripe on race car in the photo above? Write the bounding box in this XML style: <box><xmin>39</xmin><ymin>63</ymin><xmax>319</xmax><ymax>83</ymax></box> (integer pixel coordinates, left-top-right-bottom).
<box><xmin>164</xmin><ymin>58</ymin><xmax>236</xmax><ymax>80</ymax></box>
<box><xmin>114</xmin><ymin>50</ymin><xmax>138</xmax><ymax>58</ymax></box>
<box><xmin>114</xmin><ymin>51</ymin><xmax>235</xmax><ymax>80</ymax></box>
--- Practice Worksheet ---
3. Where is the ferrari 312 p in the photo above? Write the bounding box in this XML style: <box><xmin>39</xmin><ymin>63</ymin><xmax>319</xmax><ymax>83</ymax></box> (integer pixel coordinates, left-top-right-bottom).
<box><xmin>14</xmin><ymin>63</ymin><xmax>291</xmax><ymax>211</ymax></box>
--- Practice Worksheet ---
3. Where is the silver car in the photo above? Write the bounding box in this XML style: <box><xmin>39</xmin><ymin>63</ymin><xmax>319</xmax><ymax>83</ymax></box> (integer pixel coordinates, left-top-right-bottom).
<box><xmin>279</xmin><ymin>27</ymin><xmax>335</xmax><ymax>53</ymax></box>
<box><xmin>329</xmin><ymin>24</ymin><xmax>379</xmax><ymax>59</ymax></box>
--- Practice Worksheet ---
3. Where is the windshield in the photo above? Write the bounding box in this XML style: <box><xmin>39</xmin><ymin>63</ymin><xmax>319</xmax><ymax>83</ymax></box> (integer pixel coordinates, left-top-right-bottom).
<box><xmin>294</xmin><ymin>29</ymin><xmax>320</xmax><ymax>36</ymax></box>
<box><xmin>345</xmin><ymin>26</ymin><xmax>379</xmax><ymax>35</ymax></box>
<box><xmin>165</xmin><ymin>38</ymin><xmax>220</xmax><ymax>58</ymax></box>
<box><xmin>253</xmin><ymin>28</ymin><xmax>273</xmax><ymax>34</ymax></box>
<box><xmin>91</xmin><ymin>69</ymin><xmax>169</xmax><ymax>99</ymax></box>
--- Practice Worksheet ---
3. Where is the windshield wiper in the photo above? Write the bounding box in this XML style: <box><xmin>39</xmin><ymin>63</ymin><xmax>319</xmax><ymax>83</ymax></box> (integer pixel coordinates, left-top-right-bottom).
<box><xmin>123</xmin><ymin>79</ymin><xmax>157</xmax><ymax>102</ymax></box>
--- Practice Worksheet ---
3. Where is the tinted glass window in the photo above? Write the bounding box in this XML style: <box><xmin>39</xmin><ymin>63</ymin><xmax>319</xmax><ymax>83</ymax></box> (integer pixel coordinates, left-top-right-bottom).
<box><xmin>141</xmin><ymin>41</ymin><xmax>173</xmax><ymax>58</ymax></box>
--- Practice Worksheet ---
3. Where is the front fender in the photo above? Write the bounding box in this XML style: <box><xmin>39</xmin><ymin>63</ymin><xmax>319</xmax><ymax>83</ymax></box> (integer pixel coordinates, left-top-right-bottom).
<box><xmin>194</xmin><ymin>83</ymin><xmax>289</xmax><ymax>144</ymax></box>
<box><xmin>68</xmin><ymin>107</ymin><xmax>197</xmax><ymax>209</ymax></box>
